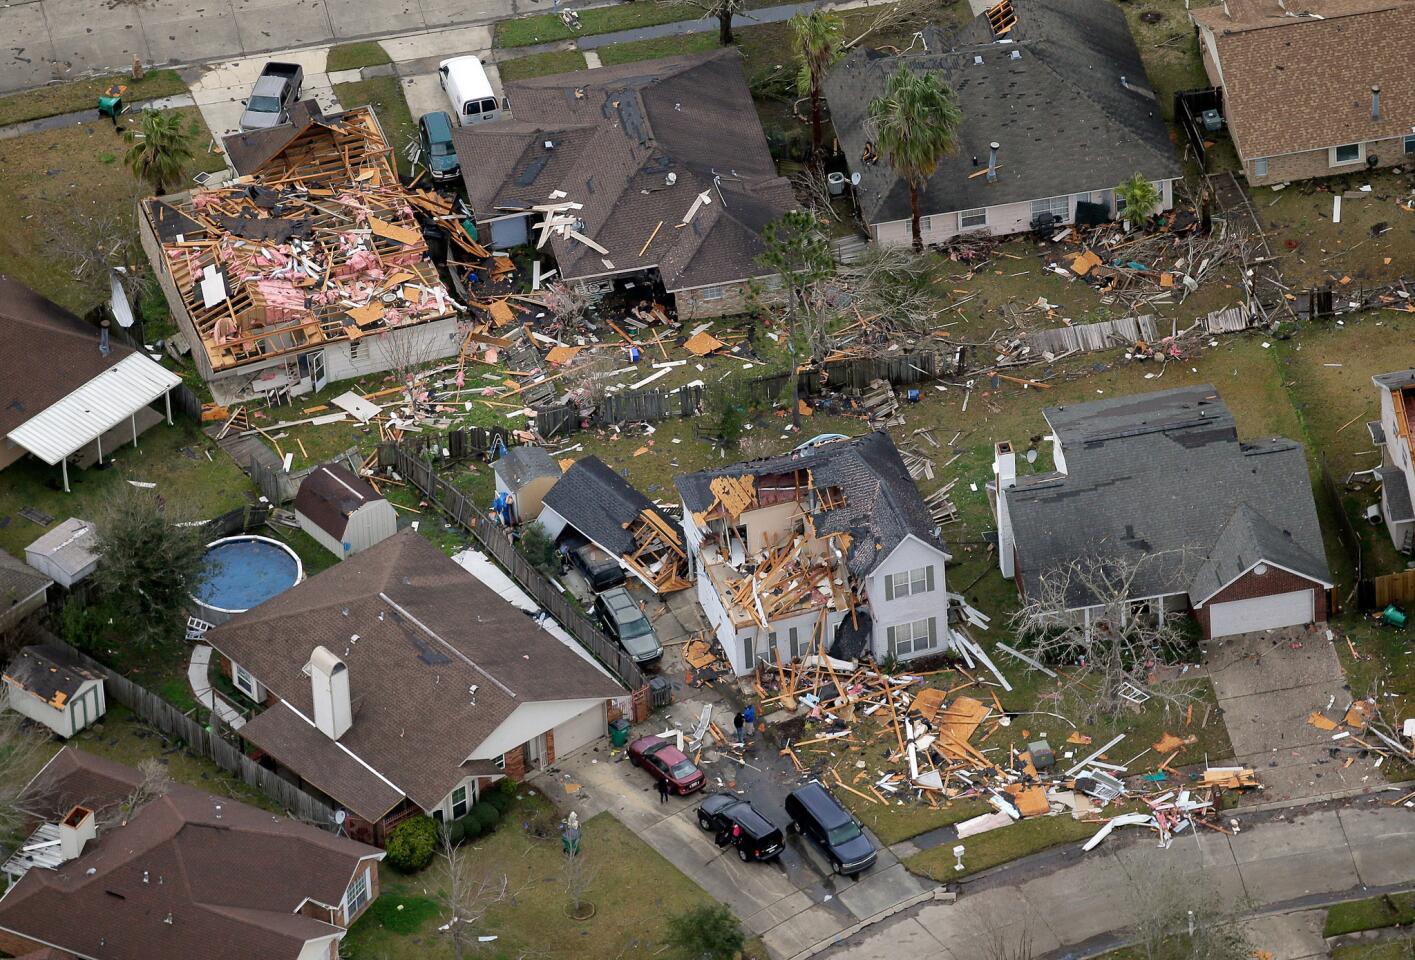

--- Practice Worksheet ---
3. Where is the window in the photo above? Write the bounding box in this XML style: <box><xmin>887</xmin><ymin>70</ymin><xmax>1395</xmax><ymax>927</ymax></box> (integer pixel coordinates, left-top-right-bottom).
<box><xmin>788</xmin><ymin>626</ymin><xmax>805</xmax><ymax>660</ymax></box>
<box><xmin>451</xmin><ymin>785</ymin><xmax>469</xmax><ymax>819</ymax></box>
<box><xmin>700</xmin><ymin>286</ymin><xmax>725</xmax><ymax>302</ymax></box>
<box><xmin>494</xmin><ymin>755</ymin><xmax>506</xmax><ymax>771</ymax></box>
<box><xmin>349</xmin><ymin>340</ymin><xmax>363</xmax><ymax>361</ymax></box>
<box><xmin>1404</xmin><ymin>135</ymin><xmax>1415</xmax><ymax>155</ymax></box>
<box><xmin>1115</xmin><ymin>194</ymin><xmax>1127</xmax><ymax>213</ymax></box>
<box><xmin>886</xmin><ymin>617</ymin><xmax>937</xmax><ymax>657</ymax></box>
<box><xmin>1253</xmin><ymin>158</ymin><xmax>1269</xmax><ymax>178</ymax></box>
<box><xmin>1074</xmin><ymin>192</ymin><xmax>1092</xmax><ymax>204</ymax></box>
<box><xmin>958</xmin><ymin>208</ymin><xmax>987</xmax><ymax>229</ymax></box>
<box><xmin>885</xmin><ymin>565</ymin><xmax>935</xmax><ymax>600</ymax></box>
<box><xmin>1030</xmin><ymin>196</ymin><xmax>1069</xmax><ymax>220</ymax></box>
<box><xmin>232</xmin><ymin>662</ymin><xmax>259</xmax><ymax>700</ymax></box>
<box><xmin>919</xmin><ymin>215</ymin><xmax>933</xmax><ymax>231</ymax></box>
<box><xmin>344</xmin><ymin>868</ymin><xmax>370</xmax><ymax>920</ymax></box>
<box><xmin>1330</xmin><ymin>143</ymin><xmax>1362</xmax><ymax>166</ymax></box>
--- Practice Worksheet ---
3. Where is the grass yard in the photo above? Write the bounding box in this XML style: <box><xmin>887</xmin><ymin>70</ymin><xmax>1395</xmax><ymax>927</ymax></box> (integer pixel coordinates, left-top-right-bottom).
<box><xmin>1331</xmin><ymin>941</ymin><xmax>1415</xmax><ymax>960</ymax></box>
<box><xmin>344</xmin><ymin>793</ymin><xmax>716</xmax><ymax>960</ymax></box>
<box><xmin>0</xmin><ymin>107</ymin><xmax>226</xmax><ymax>314</ymax></box>
<box><xmin>334</xmin><ymin>77</ymin><xmax>416</xmax><ymax>177</ymax></box>
<box><xmin>1325</xmin><ymin>893</ymin><xmax>1415</xmax><ymax>938</ymax></box>
<box><xmin>905</xmin><ymin>813</ymin><xmax>1098</xmax><ymax>881</ymax></box>
<box><xmin>0</xmin><ymin>70</ymin><xmax>188</xmax><ymax>127</ymax></box>
<box><xmin>0</xmin><ymin>419</ymin><xmax>254</xmax><ymax>561</ymax></box>
<box><xmin>498</xmin><ymin>49</ymin><xmax>591</xmax><ymax>82</ymax></box>
<box><xmin>325</xmin><ymin>41</ymin><xmax>393</xmax><ymax>73</ymax></box>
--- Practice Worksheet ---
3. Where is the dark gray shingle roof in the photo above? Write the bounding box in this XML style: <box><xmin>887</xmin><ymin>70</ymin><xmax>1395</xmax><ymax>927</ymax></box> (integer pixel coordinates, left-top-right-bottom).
<box><xmin>4</xmin><ymin>644</ymin><xmax>101</xmax><ymax>706</ymax></box>
<box><xmin>543</xmin><ymin>456</ymin><xmax>679</xmax><ymax>555</ymax></box>
<box><xmin>494</xmin><ymin>445</ymin><xmax>561</xmax><ymax>491</ymax></box>
<box><xmin>1372</xmin><ymin>369</ymin><xmax>1415</xmax><ymax>389</ymax></box>
<box><xmin>1379</xmin><ymin>465</ymin><xmax>1414</xmax><ymax>523</ymax></box>
<box><xmin>824</xmin><ymin>0</ymin><xmax>1182</xmax><ymax>226</ymax></box>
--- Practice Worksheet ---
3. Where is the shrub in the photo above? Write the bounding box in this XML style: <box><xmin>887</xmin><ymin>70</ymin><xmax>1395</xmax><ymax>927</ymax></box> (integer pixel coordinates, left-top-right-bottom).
<box><xmin>458</xmin><ymin>813</ymin><xmax>484</xmax><ymax>842</ymax></box>
<box><xmin>664</xmin><ymin>904</ymin><xmax>744</xmax><ymax>960</ymax></box>
<box><xmin>385</xmin><ymin>816</ymin><xmax>438</xmax><ymax>873</ymax></box>
<box><xmin>485</xmin><ymin>788</ymin><xmax>515</xmax><ymax>815</ymax></box>
<box><xmin>471</xmin><ymin>802</ymin><xmax>501</xmax><ymax>834</ymax></box>
<box><xmin>446</xmin><ymin>818</ymin><xmax>466</xmax><ymax>845</ymax></box>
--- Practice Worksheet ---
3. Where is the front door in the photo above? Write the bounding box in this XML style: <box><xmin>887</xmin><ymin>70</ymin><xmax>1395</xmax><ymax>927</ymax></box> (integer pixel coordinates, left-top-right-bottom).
<box><xmin>526</xmin><ymin>734</ymin><xmax>547</xmax><ymax>769</ymax></box>
<box><xmin>298</xmin><ymin>350</ymin><xmax>328</xmax><ymax>391</ymax></box>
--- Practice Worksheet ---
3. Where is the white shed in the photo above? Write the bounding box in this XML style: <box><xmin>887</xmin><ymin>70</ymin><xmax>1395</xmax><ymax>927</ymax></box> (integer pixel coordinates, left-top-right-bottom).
<box><xmin>3</xmin><ymin>644</ymin><xmax>106</xmax><ymax>738</ymax></box>
<box><xmin>25</xmin><ymin>518</ymin><xmax>99</xmax><ymax>589</ymax></box>
<box><xmin>0</xmin><ymin>552</ymin><xmax>51</xmax><ymax>635</ymax></box>
<box><xmin>294</xmin><ymin>463</ymin><xmax>398</xmax><ymax>559</ymax></box>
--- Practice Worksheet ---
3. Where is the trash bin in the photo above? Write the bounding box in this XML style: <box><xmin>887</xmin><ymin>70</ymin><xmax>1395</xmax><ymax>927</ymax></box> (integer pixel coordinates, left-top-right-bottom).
<box><xmin>609</xmin><ymin>717</ymin><xmax>631</xmax><ymax>747</ymax></box>
<box><xmin>649</xmin><ymin>674</ymin><xmax>672</xmax><ymax>708</ymax></box>
<box><xmin>98</xmin><ymin>84</ymin><xmax>127</xmax><ymax>123</ymax></box>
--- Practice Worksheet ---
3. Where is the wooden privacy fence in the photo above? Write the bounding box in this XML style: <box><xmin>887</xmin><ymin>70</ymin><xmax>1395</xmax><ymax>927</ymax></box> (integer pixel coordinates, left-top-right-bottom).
<box><xmin>391</xmin><ymin>445</ymin><xmax>649</xmax><ymax>693</ymax></box>
<box><xmin>744</xmin><ymin>351</ymin><xmax>941</xmax><ymax>407</ymax></box>
<box><xmin>38</xmin><ymin>634</ymin><xmax>339</xmax><ymax>829</ymax></box>
<box><xmin>1371</xmin><ymin>570</ymin><xmax>1415</xmax><ymax>608</ymax></box>
<box><xmin>534</xmin><ymin>384</ymin><xmax>705</xmax><ymax>438</ymax></box>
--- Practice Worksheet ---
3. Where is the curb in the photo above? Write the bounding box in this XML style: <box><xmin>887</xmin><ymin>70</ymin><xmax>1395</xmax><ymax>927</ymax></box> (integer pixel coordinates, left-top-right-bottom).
<box><xmin>783</xmin><ymin>886</ymin><xmax>957</xmax><ymax>960</ymax></box>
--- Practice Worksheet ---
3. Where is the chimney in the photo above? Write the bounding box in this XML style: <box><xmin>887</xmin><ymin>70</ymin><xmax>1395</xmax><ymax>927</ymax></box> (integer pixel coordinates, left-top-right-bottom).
<box><xmin>309</xmin><ymin>646</ymin><xmax>352</xmax><ymax>741</ymax></box>
<box><xmin>987</xmin><ymin>142</ymin><xmax>1000</xmax><ymax>183</ymax></box>
<box><xmin>1371</xmin><ymin>85</ymin><xmax>1381</xmax><ymax>120</ymax></box>
<box><xmin>59</xmin><ymin>805</ymin><xmax>96</xmax><ymax>862</ymax></box>
<box><xmin>99</xmin><ymin>319</ymin><xmax>111</xmax><ymax>358</ymax></box>
<box><xmin>994</xmin><ymin>442</ymin><xmax>1017</xmax><ymax>579</ymax></box>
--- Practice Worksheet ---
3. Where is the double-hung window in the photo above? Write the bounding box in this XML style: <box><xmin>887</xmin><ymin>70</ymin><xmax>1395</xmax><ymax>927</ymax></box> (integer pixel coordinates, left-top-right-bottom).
<box><xmin>232</xmin><ymin>662</ymin><xmax>259</xmax><ymax>700</ymax></box>
<box><xmin>1030</xmin><ymin>195</ymin><xmax>1069</xmax><ymax>221</ymax></box>
<box><xmin>451</xmin><ymin>785</ymin><xmax>469</xmax><ymax>819</ymax></box>
<box><xmin>886</xmin><ymin>617</ymin><xmax>937</xmax><ymax>657</ymax></box>
<box><xmin>885</xmin><ymin>565</ymin><xmax>935</xmax><ymax>600</ymax></box>
<box><xmin>344</xmin><ymin>868</ymin><xmax>371</xmax><ymax>920</ymax></box>
<box><xmin>958</xmin><ymin>208</ymin><xmax>987</xmax><ymax>229</ymax></box>
<box><xmin>1330</xmin><ymin>143</ymin><xmax>1362</xmax><ymax>166</ymax></box>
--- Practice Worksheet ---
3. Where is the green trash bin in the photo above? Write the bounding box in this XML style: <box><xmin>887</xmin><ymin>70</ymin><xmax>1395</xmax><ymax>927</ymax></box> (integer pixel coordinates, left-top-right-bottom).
<box><xmin>609</xmin><ymin>718</ymin><xmax>631</xmax><ymax>748</ymax></box>
<box><xmin>98</xmin><ymin>84</ymin><xmax>127</xmax><ymax>122</ymax></box>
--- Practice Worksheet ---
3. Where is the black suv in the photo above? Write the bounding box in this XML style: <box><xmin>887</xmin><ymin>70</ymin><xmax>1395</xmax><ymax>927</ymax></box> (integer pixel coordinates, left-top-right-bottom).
<box><xmin>696</xmin><ymin>794</ymin><xmax>785</xmax><ymax>863</ymax></box>
<box><xmin>784</xmin><ymin>782</ymin><xmax>877</xmax><ymax>878</ymax></box>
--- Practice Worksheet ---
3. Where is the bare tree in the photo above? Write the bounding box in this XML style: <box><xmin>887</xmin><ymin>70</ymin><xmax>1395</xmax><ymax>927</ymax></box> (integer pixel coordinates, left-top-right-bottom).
<box><xmin>1127</xmin><ymin>857</ymin><xmax>1254</xmax><ymax>960</ymax></box>
<box><xmin>837</xmin><ymin>246</ymin><xmax>940</xmax><ymax>336</ymax></box>
<box><xmin>97</xmin><ymin>757</ymin><xmax>173</xmax><ymax>832</ymax></box>
<box><xmin>539</xmin><ymin>281</ymin><xmax>592</xmax><ymax>331</ymax></box>
<box><xmin>562</xmin><ymin>846</ymin><xmax>599</xmax><ymax>920</ymax></box>
<box><xmin>981</xmin><ymin>922</ymin><xmax>1035</xmax><ymax>960</ymax></box>
<box><xmin>436</xmin><ymin>833</ymin><xmax>514</xmax><ymax>959</ymax></box>
<box><xmin>667</xmin><ymin>0</ymin><xmax>746</xmax><ymax>45</ymax></box>
<box><xmin>44</xmin><ymin>192</ymin><xmax>144</xmax><ymax>310</ymax></box>
<box><xmin>1010</xmin><ymin>553</ymin><xmax>1205</xmax><ymax>724</ymax></box>
<box><xmin>0</xmin><ymin>699</ymin><xmax>53</xmax><ymax>850</ymax></box>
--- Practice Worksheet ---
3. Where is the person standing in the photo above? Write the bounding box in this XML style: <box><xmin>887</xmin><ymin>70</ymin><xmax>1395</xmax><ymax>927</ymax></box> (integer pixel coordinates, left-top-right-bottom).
<box><xmin>733</xmin><ymin>711</ymin><xmax>745</xmax><ymax>743</ymax></box>
<box><xmin>656</xmin><ymin>777</ymin><xmax>670</xmax><ymax>804</ymax></box>
<box><xmin>743</xmin><ymin>703</ymin><xmax>757</xmax><ymax>740</ymax></box>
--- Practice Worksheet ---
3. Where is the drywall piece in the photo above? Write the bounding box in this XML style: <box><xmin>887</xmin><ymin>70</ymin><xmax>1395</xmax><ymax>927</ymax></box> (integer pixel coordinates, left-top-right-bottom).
<box><xmin>1082</xmin><ymin>813</ymin><xmax>1154</xmax><ymax>851</ymax></box>
<box><xmin>1064</xmin><ymin>734</ymin><xmax>1126</xmax><ymax>777</ymax></box>
<box><xmin>331</xmin><ymin>391</ymin><xmax>382</xmax><ymax>423</ymax></box>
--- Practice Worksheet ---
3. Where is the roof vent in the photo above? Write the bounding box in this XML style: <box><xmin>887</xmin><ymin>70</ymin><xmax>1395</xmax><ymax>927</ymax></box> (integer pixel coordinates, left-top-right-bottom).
<box><xmin>1009</xmin><ymin>49</ymin><xmax>1021</xmax><ymax>59</ymax></box>
<box><xmin>973</xmin><ymin>55</ymin><xmax>984</xmax><ymax>65</ymax></box>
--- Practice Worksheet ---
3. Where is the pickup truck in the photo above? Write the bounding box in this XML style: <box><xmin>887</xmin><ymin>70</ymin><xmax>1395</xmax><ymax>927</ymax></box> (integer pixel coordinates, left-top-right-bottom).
<box><xmin>239</xmin><ymin>62</ymin><xmax>303</xmax><ymax>131</ymax></box>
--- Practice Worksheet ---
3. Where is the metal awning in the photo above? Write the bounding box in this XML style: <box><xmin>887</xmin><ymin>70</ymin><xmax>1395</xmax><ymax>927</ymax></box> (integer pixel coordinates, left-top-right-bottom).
<box><xmin>6</xmin><ymin>352</ymin><xmax>182</xmax><ymax>465</ymax></box>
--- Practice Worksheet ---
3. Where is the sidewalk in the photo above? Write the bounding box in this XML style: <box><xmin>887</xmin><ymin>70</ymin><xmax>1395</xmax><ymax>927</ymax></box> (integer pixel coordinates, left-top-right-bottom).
<box><xmin>188</xmin><ymin>644</ymin><xmax>246</xmax><ymax>730</ymax></box>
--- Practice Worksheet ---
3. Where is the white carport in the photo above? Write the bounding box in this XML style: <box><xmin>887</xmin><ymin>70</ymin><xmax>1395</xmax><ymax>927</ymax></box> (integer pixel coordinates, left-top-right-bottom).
<box><xmin>5</xmin><ymin>352</ymin><xmax>181</xmax><ymax>492</ymax></box>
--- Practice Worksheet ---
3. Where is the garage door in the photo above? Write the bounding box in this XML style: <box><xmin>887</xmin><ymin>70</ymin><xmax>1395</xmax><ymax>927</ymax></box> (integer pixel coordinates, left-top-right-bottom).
<box><xmin>554</xmin><ymin>703</ymin><xmax>606</xmax><ymax>758</ymax></box>
<box><xmin>1207</xmin><ymin>589</ymin><xmax>1313</xmax><ymax>638</ymax></box>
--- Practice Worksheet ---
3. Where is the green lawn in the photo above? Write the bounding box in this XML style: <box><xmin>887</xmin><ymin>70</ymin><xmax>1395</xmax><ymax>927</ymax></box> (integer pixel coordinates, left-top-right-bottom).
<box><xmin>597</xmin><ymin>32</ymin><xmax>718</xmax><ymax>66</ymax></box>
<box><xmin>334</xmin><ymin>77</ymin><xmax>416</xmax><ymax>177</ymax></box>
<box><xmin>905</xmin><ymin>814</ymin><xmax>1098</xmax><ymax>881</ymax></box>
<box><xmin>497</xmin><ymin>49</ymin><xmax>590</xmax><ymax>82</ymax></box>
<box><xmin>0</xmin><ymin>70</ymin><xmax>189</xmax><ymax>128</ymax></box>
<box><xmin>1325</xmin><ymin>893</ymin><xmax>1415</xmax><ymax>938</ymax></box>
<box><xmin>345</xmin><ymin>794</ymin><xmax>714</xmax><ymax>959</ymax></box>
<box><xmin>326</xmin><ymin>41</ymin><xmax>393</xmax><ymax>73</ymax></box>
<box><xmin>1332</xmin><ymin>941</ymin><xmax>1415</xmax><ymax>960</ymax></box>
<box><xmin>496</xmin><ymin>4</ymin><xmax>717</xmax><ymax>48</ymax></box>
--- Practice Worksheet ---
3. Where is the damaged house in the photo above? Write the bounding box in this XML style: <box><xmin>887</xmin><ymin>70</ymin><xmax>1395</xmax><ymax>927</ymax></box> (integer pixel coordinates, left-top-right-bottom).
<box><xmin>1370</xmin><ymin>369</ymin><xmax>1415</xmax><ymax>553</ymax></box>
<box><xmin>538</xmin><ymin>455</ymin><xmax>690</xmax><ymax>593</ymax></box>
<box><xmin>203</xmin><ymin>529</ymin><xmax>624</xmax><ymax>845</ymax></box>
<box><xmin>825</xmin><ymin>0</ymin><xmax>1181</xmax><ymax>247</ymax></box>
<box><xmin>451</xmin><ymin>49</ymin><xmax>796</xmax><ymax>320</ymax></box>
<box><xmin>140</xmin><ymin>104</ymin><xmax>465</xmax><ymax>405</ymax></box>
<box><xmin>676</xmin><ymin>432</ymin><xmax>951</xmax><ymax>676</ymax></box>
<box><xmin>993</xmin><ymin>385</ymin><xmax>1332</xmax><ymax>639</ymax></box>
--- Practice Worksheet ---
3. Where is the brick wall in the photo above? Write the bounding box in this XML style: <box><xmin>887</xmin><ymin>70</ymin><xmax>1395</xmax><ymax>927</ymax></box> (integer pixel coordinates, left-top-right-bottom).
<box><xmin>502</xmin><ymin>744</ymin><xmax>527</xmax><ymax>780</ymax></box>
<box><xmin>543</xmin><ymin>730</ymin><xmax>556</xmax><ymax>767</ymax></box>
<box><xmin>675</xmin><ymin>280</ymin><xmax>783</xmax><ymax>320</ymax></box>
<box><xmin>1193</xmin><ymin>565</ymin><xmax>1327</xmax><ymax>638</ymax></box>
<box><xmin>1244</xmin><ymin>136</ymin><xmax>1413</xmax><ymax>186</ymax></box>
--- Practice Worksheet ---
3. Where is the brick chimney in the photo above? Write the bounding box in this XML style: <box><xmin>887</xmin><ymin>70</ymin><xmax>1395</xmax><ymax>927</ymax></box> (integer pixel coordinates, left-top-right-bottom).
<box><xmin>59</xmin><ymin>806</ymin><xmax>96</xmax><ymax>862</ymax></box>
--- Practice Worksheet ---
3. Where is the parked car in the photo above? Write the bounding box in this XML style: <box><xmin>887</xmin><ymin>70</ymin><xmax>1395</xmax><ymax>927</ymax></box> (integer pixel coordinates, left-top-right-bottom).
<box><xmin>594</xmin><ymin>587</ymin><xmax>662</xmax><ymax>665</ymax></box>
<box><xmin>784</xmin><ymin>782</ymin><xmax>876</xmax><ymax>878</ymax></box>
<box><xmin>560</xmin><ymin>531</ymin><xmax>626</xmax><ymax>591</ymax></box>
<box><xmin>696</xmin><ymin>794</ymin><xmax>785</xmax><ymax>862</ymax></box>
<box><xmin>239</xmin><ymin>62</ymin><xmax>303</xmax><ymax>131</ymax></box>
<box><xmin>627</xmin><ymin>735</ymin><xmax>705</xmax><ymax>795</ymax></box>
<box><xmin>417</xmin><ymin>111</ymin><xmax>461</xmax><ymax>182</ymax></box>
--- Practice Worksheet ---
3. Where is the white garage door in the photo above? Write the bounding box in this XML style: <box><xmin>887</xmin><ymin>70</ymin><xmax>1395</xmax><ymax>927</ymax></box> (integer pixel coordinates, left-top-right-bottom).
<box><xmin>1208</xmin><ymin>589</ymin><xmax>1313</xmax><ymax>638</ymax></box>
<box><xmin>554</xmin><ymin>703</ymin><xmax>606</xmax><ymax>758</ymax></box>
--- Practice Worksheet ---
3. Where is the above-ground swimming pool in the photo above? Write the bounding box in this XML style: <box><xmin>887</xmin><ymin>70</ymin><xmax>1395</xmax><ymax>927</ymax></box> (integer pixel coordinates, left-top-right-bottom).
<box><xmin>191</xmin><ymin>536</ymin><xmax>304</xmax><ymax>623</ymax></box>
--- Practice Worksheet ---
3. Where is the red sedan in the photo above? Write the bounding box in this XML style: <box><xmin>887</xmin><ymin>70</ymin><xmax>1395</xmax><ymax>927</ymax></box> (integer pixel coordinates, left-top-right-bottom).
<box><xmin>627</xmin><ymin>735</ymin><xmax>706</xmax><ymax>795</ymax></box>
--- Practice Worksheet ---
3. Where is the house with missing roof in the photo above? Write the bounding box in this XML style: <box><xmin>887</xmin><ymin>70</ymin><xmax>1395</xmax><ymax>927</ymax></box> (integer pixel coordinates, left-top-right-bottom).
<box><xmin>451</xmin><ymin>49</ymin><xmax>796</xmax><ymax>320</ymax></box>
<box><xmin>0</xmin><ymin>748</ymin><xmax>384</xmax><ymax>960</ymax></box>
<box><xmin>538</xmin><ymin>456</ymin><xmax>690</xmax><ymax>593</ymax></box>
<box><xmin>203</xmin><ymin>529</ymin><xmax>624</xmax><ymax>845</ymax></box>
<box><xmin>294</xmin><ymin>461</ymin><xmax>398</xmax><ymax>559</ymax></box>
<box><xmin>1369</xmin><ymin>369</ymin><xmax>1415</xmax><ymax>553</ymax></box>
<box><xmin>0</xmin><ymin>276</ymin><xmax>182</xmax><ymax>492</ymax></box>
<box><xmin>1190</xmin><ymin>0</ymin><xmax>1415</xmax><ymax>186</ymax></box>
<box><xmin>993</xmin><ymin>385</ymin><xmax>1332</xmax><ymax>639</ymax></box>
<box><xmin>676</xmin><ymin>432</ymin><xmax>951</xmax><ymax>676</ymax></box>
<box><xmin>3</xmin><ymin>644</ymin><xmax>105</xmax><ymax>738</ymax></box>
<box><xmin>825</xmin><ymin>0</ymin><xmax>1181</xmax><ymax>247</ymax></box>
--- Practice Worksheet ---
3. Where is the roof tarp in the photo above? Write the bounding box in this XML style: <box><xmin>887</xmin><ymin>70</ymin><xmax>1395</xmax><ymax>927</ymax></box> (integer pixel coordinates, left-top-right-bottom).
<box><xmin>7</xmin><ymin>352</ymin><xmax>181</xmax><ymax>464</ymax></box>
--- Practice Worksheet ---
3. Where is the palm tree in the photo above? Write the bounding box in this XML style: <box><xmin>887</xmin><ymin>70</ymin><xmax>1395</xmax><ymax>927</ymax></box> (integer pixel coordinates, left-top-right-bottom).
<box><xmin>867</xmin><ymin>65</ymin><xmax>963</xmax><ymax>251</ymax></box>
<box><xmin>124</xmin><ymin>109</ymin><xmax>198</xmax><ymax>196</ymax></box>
<box><xmin>1115</xmin><ymin>172</ymin><xmax>1162</xmax><ymax>231</ymax></box>
<box><xmin>791</xmin><ymin>10</ymin><xmax>843</xmax><ymax>164</ymax></box>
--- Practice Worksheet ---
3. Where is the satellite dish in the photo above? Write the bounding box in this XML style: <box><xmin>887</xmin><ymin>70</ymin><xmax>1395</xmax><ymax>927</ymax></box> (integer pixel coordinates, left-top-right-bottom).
<box><xmin>334</xmin><ymin>810</ymin><xmax>347</xmax><ymax>824</ymax></box>
<box><xmin>1026</xmin><ymin>449</ymin><xmax>1038</xmax><ymax>464</ymax></box>
<box><xmin>850</xmin><ymin>172</ymin><xmax>861</xmax><ymax>186</ymax></box>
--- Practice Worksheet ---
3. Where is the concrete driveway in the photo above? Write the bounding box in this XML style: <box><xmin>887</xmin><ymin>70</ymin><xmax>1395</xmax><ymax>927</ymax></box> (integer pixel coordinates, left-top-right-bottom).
<box><xmin>188</xmin><ymin>48</ymin><xmax>341</xmax><ymax>143</ymax></box>
<box><xmin>1204</xmin><ymin>624</ymin><xmax>1373</xmax><ymax>804</ymax></box>
<box><xmin>536</xmin><ymin>691</ymin><xmax>931</xmax><ymax>959</ymax></box>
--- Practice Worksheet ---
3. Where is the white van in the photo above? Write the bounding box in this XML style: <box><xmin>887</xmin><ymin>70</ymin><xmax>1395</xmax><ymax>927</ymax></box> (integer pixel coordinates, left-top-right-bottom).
<box><xmin>439</xmin><ymin>56</ymin><xmax>507</xmax><ymax>126</ymax></box>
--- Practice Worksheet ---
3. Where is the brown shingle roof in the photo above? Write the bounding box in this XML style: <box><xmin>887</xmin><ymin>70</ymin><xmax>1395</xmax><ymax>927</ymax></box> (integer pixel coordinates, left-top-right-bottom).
<box><xmin>452</xmin><ymin>50</ymin><xmax>795</xmax><ymax>291</ymax></box>
<box><xmin>205</xmin><ymin>530</ymin><xmax>623</xmax><ymax>815</ymax></box>
<box><xmin>0</xmin><ymin>275</ymin><xmax>134</xmax><ymax>437</ymax></box>
<box><xmin>1193</xmin><ymin>0</ymin><xmax>1415</xmax><ymax>157</ymax></box>
<box><xmin>294</xmin><ymin>462</ymin><xmax>385</xmax><ymax>541</ymax></box>
<box><xmin>0</xmin><ymin>748</ymin><xmax>381</xmax><ymax>960</ymax></box>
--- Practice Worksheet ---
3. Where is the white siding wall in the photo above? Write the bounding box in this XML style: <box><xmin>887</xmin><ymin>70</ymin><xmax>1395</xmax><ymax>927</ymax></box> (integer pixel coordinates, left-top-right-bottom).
<box><xmin>4</xmin><ymin>678</ymin><xmax>105</xmax><ymax>738</ymax></box>
<box><xmin>469</xmin><ymin>697</ymin><xmax>610</xmax><ymax>760</ymax></box>
<box><xmin>696</xmin><ymin>570</ymin><xmax>745</xmax><ymax>673</ymax></box>
<box><xmin>296</xmin><ymin>509</ymin><xmax>348</xmax><ymax>559</ymax></box>
<box><xmin>537</xmin><ymin>504</ymin><xmax>570</xmax><ymax>543</ymax></box>
<box><xmin>864</xmin><ymin>537</ymin><xmax>949</xmax><ymax>662</ymax></box>
<box><xmin>345</xmin><ymin>502</ymin><xmax>399</xmax><ymax>554</ymax></box>
<box><xmin>325</xmin><ymin>317</ymin><xmax>464</xmax><ymax>383</ymax></box>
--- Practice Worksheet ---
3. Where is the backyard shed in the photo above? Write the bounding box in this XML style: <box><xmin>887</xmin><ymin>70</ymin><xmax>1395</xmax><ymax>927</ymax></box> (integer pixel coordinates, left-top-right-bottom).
<box><xmin>493</xmin><ymin>446</ymin><xmax>561</xmax><ymax>523</ymax></box>
<box><xmin>3</xmin><ymin>644</ymin><xmax>106</xmax><ymax>738</ymax></box>
<box><xmin>294</xmin><ymin>463</ymin><xmax>398</xmax><ymax>559</ymax></box>
<box><xmin>0</xmin><ymin>552</ymin><xmax>51</xmax><ymax>635</ymax></box>
<box><xmin>24</xmin><ymin>519</ymin><xmax>98</xmax><ymax>588</ymax></box>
